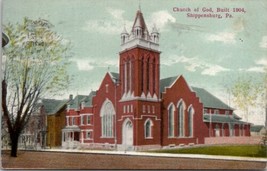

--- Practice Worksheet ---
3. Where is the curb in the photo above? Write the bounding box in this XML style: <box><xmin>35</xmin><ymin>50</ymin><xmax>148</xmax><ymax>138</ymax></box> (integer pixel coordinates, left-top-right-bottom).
<box><xmin>40</xmin><ymin>149</ymin><xmax>267</xmax><ymax>163</ymax></box>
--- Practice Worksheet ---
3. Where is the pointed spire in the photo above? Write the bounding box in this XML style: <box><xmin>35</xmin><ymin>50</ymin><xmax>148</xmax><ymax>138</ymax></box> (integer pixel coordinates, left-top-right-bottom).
<box><xmin>121</xmin><ymin>24</ymin><xmax>128</xmax><ymax>35</ymax></box>
<box><xmin>138</xmin><ymin>0</ymin><xmax>141</xmax><ymax>11</ymax></box>
<box><xmin>151</xmin><ymin>24</ymin><xmax>159</xmax><ymax>33</ymax></box>
<box><xmin>132</xmin><ymin>9</ymin><xmax>149</xmax><ymax>38</ymax></box>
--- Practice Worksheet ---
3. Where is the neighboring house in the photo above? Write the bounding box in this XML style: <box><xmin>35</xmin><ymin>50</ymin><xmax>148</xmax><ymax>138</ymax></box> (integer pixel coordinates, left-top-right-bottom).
<box><xmin>62</xmin><ymin>92</ymin><xmax>96</xmax><ymax>149</ymax></box>
<box><xmin>43</xmin><ymin>99</ymin><xmax>69</xmax><ymax>148</ymax></box>
<box><xmin>60</xmin><ymin>9</ymin><xmax>251</xmax><ymax>151</ymax></box>
<box><xmin>17</xmin><ymin>102</ymin><xmax>46</xmax><ymax>150</ymax></box>
<box><xmin>251</xmin><ymin>125</ymin><xmax>266</xmax><ymax>136</ymax></box>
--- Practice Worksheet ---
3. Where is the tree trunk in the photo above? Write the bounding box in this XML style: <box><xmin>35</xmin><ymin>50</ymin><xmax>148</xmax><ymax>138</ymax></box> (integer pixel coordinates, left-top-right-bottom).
<box><xmin>10</xmin><ymin>132</ymin><xmax>19</xmax><ymax>157</ymax></box>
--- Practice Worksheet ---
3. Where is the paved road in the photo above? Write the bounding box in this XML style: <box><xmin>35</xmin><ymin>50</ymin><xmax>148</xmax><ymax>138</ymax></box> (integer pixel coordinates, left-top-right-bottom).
<box><xmin>2</xmin><ymin>150</ymin><xmax>266</xmax><ymax>169</ymax></box>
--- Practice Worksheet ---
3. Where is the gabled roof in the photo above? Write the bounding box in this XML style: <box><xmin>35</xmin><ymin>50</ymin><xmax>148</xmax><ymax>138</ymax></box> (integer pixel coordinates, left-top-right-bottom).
<box><xmin>160</xmin><ymin>76</ymin><xmax>233</xmax><ymax>110</ymax></box>
<box><xmin>42</xmin><ymin>99</ymin><xmax>68</xmax><ymax>115</ymax></box>
<box><xmin>203</xmin><ymin>114</ymin><xmax>247</xmax><ymax>124</ymax></box>
<box><xmin>84</xmin><ymin>91</ymin><xmax>96</xmax><ymax>107</ymax></box>
<box><xmin>160</xmin><ymin>76</ymin><xmax>179</xmax><ymax>93</ymax></box>
<box><xmin>251</xmin><ymin>125</ymin><xmax>265</xmax><ymax>132</ymax></box>
<box><xmin>192</xmin><ymin>87</ymin><xmax>233</xmax><ymax>110</ymax></box>
<box><xmin>68</xmin><ymin>95</ymin><xmax>88</xmax><ymax>109</ymax></box>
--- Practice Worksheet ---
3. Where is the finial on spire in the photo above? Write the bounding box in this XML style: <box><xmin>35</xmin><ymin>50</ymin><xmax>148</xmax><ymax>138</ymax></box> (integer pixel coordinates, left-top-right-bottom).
<box><xmin>138</xmin><ymin>0</ymin><xmax>141</xmax><ymax>11</ymax></box>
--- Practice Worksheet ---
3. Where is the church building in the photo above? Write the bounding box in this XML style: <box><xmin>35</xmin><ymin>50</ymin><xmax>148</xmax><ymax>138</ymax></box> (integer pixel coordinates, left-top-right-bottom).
<box><xmin>61</xmin><ymin>9</ymin><xmax>251</xmax><ymax>151</ymax></box>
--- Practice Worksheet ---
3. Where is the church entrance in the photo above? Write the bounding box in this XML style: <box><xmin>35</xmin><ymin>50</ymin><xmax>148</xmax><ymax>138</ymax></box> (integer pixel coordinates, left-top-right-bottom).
<box><xmin>122</xmin><ymin>119</ymin><xmax>133</xmax><ymax>150</ymax></box>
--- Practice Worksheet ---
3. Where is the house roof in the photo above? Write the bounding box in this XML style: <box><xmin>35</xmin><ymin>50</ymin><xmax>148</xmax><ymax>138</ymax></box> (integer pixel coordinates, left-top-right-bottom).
<box><xmin>68</xmin><ymin>95</ymin><xmax>88</xmax><ymax>109</ymax></box>
<box><xmin>84</xmin><ymin>91</ymin><xmax>96</xmax><ymax>107</ymax></box>
<box><xmin>192</xmin><ymin>87</ymin><xmax>233</xmax><ymax>110</ymax></box>
<box><xmin>42</xmin><ymin>99</ymin><xmax>68</xmax><ymax>115</ymax></box>
<box><xmin>203</xmin><ymin>114</ymin><xmax>246</xmax><ymax>124</ymax></box>
<box><xmin>251</xmin><ymin>125</ymin><xmax>265</xmax><ymax>132</ymax></box>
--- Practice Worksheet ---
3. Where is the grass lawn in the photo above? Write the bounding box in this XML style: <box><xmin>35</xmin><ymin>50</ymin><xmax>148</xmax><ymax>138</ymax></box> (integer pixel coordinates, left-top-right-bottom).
<box><xmin>152</xmin><ymin>145</ymin><xmax>267</xmax><ymax>158</ymax></box>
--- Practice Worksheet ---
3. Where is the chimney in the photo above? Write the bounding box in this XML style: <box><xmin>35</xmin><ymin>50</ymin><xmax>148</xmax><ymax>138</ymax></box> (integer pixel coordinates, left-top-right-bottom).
<box><xmin>69</xmin><ymin>94</ymin><xmax>73</xmax><ymax>100</ymax></box>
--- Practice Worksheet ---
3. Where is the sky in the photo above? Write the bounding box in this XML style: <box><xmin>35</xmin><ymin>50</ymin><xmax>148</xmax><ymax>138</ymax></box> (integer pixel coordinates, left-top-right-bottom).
<box><xmin>3</xmin><ymin>0</ymin><xmax>267</xmax><ymax>125</ymax></box>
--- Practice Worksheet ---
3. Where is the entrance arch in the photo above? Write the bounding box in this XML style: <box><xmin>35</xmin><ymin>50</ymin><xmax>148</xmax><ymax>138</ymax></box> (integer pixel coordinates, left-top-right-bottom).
<box><xmin>122</xmin><ymin>119</ymin><xmax>133</xmax><ymax>149</ymax></box>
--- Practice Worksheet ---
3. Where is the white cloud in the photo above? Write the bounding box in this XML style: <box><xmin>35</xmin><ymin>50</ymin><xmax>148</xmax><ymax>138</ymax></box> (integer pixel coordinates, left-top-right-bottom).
<box><xmin>149</xmin><ymin>11</ymin><xmax>176</xmax><ymax>31</ymax></box>
<box><xmin>70</xmin><ymin>57</ymin><xmax>118</xmax><ymax>71</ymax></box>
<box><xmin>259</xmin><ymin>36</ymin><xmax>267</xmax><ymax>49</ymax></box>
<box><xmin>82</xmin><ymin>8</ymin><xmax>132</xmax><ymax>35</ymax></box>
<box><xmin>246</xmin><ymin>67</ymin><xmax>265</xmax><ymax>73</ymax></box>
<box><xmin>71</xmin><ymin>58</ymin><xmax>95</xmax><ymax>71</ymax></box>
<box><xmin>201</xmin><ymin>65</ymin><xmax>230</xmax><ymax>76</ymax></box>
<box><xmin>162</xmin><ymin>55</ymin><xmax>230</xmax><ymax>76</ymax></box>
<box><xmin>255</xmin><ymin>58</ymin><xmax>267</xmax><ymax>66</ymax></box>
<box><xmin>106</xmin><ymin>8</ymin><xmax>124</xmax><ymax>20</ymax></box>
<box><xmin>207</xmin><ymin>32</ymin><xmax>236</xmax><ymax>44</ymax></box>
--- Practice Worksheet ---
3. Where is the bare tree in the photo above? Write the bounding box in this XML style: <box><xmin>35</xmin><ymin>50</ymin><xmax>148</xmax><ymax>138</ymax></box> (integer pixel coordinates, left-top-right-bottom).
<box><xmin>2</xmin><ymin>17</ymin><xmax>71</xmax><ymax>157</ymax></box>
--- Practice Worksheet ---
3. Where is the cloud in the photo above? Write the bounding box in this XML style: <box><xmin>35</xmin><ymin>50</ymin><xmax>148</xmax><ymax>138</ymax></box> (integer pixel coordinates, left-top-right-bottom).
<box><xmin>246</xmin><ymin>67</ymin><xmax>265</xmax><ymax>73</ymax></box>
<box><xmin>162</xmin><ymin>55</ymin><xmax>230</xmax><ymax>76</ymax></box>
<box><xmin>70</xmin><ymin>57</ymin><xmax>118</xmax><ymax>71</ymax></box>
<box><xmin>259</xmin><ymin>36</ymin><xmax>267</xmax><ymax>49</ymax></box>
<box><xmin>201</xmin><ymin>65</ymin><xmax>230</xmax><ymax>76</ymax></box>
<box><xmin>255</xmin><ymin>58</ymin><xmax>267</xmax><ymax>66</ymax></box>
<box><xmin>148</xmin><ymin>11</ymin><xmax>176</xmax><ymax>31</ymax></box>
<box><xmin>207</xmin><ymin>32</ymin><xmax>236</xmax><ymax>44</ymax></box>
<box><xmin>244</xmin><ymin>57</ymin><xmax>267</xmax><ymax>73</ymax></box>
<box><xmin>82</xmin><ymin>8</ymin><xmax>132</xmax><ymax>35</ymax></box>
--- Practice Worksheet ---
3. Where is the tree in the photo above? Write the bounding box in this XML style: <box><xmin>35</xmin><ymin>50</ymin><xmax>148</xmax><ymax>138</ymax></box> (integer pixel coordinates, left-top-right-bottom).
<box><xmin>231</xmin><ymin>76</ymin><xmax>262</xmax><ymax>122</ymax></box>
<box><xmin>2</xmin><ymin>18</ymin><xmax>71</xmax><ymax>157</ymax></box>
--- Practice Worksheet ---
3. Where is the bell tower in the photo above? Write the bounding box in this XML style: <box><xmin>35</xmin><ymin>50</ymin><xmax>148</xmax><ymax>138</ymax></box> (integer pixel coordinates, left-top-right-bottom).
<box><xmin>119</xmin><ymin>9</ymin><xmax>160</xmax><ymax>101</ymax></box>
<box><xmin>118</xmin><ymin>9</ymin><xmax>162</xmax><ymax>150</ymax></box>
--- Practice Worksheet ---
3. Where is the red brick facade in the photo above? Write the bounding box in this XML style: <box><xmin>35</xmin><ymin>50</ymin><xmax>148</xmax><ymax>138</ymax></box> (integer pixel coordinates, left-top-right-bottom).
<box><xmin>61</xmin><ymin>9</ymin><xmax>251</xmax><ymax>150</ymax></box>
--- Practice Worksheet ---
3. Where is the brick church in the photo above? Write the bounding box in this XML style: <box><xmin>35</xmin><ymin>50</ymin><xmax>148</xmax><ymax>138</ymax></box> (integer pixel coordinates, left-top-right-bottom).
<box><xmin>61</xmin><ymin>9</ymin><xmax>251</xmax><ymax>150</ymax></box>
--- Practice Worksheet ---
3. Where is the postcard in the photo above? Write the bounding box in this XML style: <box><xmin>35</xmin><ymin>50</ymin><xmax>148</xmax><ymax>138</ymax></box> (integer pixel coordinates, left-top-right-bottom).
<box><xmin>1</xmin><ymin>0</ymin><xmax>267</xmax><ymax>170</ymax></box>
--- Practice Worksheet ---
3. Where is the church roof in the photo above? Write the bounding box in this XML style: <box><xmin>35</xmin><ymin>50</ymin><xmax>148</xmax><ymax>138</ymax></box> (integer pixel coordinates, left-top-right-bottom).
<box><xmin>132</xmin><ymin>10</ymin><xmax>149</xmax><ymax>35</ymax></box>
<box><xmin>160</xmin><ymin>76</ymin><xmax>179</xmax><ymax>93</ymax></box>
<box><xmin>160</xmin><ymin>75</ymin><xmax>233</xmax><ymax>110</ymax></box>
<box><xmin>192</xmin><ymin>87</ymin><xmax>233</xmax><ymax>110</ymax></box>
<box><xmin>203</xmin><ymin>114</ymin><xmax>246</xmax><ymax>124</ymax></box>
<box><xmin>109</xmin><ymin>72</ymin><xmax>120</xmax><ymax>83</ymax></box>
<box><xmin>251</xmin><ymin>125</ymin><xmax>265</xmax><ymax>132</ymax></box>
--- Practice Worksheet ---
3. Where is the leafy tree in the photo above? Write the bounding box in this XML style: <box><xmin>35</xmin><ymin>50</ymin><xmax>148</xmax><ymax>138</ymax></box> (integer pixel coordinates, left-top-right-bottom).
<box><xmin>231</xmin><ymin>76</ymin><xmax>262</xmax><ymax>122</ymax></box>
<box><xmin>2</xmin><ymin>17</ymin><xmax>71</xmax><ymax>157</ymax></box>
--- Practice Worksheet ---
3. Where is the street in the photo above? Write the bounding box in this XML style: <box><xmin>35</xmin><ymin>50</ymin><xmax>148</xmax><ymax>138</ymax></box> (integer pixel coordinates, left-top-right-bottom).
<box><xmin>1</xmin><ymin>150</ymin><xmax>266</xmax><ymax>169</ymax></box>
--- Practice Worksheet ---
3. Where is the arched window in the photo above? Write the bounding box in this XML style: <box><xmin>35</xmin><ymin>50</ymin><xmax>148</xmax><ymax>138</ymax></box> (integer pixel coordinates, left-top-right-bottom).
<box><xmin>188</xmin><ymin>106</ymin><xmax>194</xmax><ymax>137</ymax></box>
<box><xmin>177</xmin><ymin>100</ymin><xmax>185</xmax><ymax>137</ymax></box>
<box><xmin>168</xmin><ymin>103</ymin><xmax>175</xmax><ymax>137</ymax></box>
<box><xmin>100</xmin><ymin>99</ymin><xmax>115</xmax><ymax>138</ymax></box>
<box><xmin>144</xmin><ymin>119</ymin><xmax>153</xmax><ymax>138</ymax></box>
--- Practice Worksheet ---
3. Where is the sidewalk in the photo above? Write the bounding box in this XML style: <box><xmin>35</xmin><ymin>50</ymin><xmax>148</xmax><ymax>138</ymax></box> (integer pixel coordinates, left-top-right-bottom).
<box><xmin>42</xmin><ymin>148</ymin><xmax>267</xmax><ymax>163</ymax></box>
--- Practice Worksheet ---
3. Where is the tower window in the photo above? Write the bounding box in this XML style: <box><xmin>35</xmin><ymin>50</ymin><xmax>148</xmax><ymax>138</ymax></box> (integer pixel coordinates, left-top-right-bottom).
<box><xmin>142</xmin><ymin>105</ymin><xmax>146</xmax><ymax>113</ymax></box>
<box><xmin>144</xmin><ymin>119</ymin><xmax>153</xmax><ymax>139</ymax></box>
